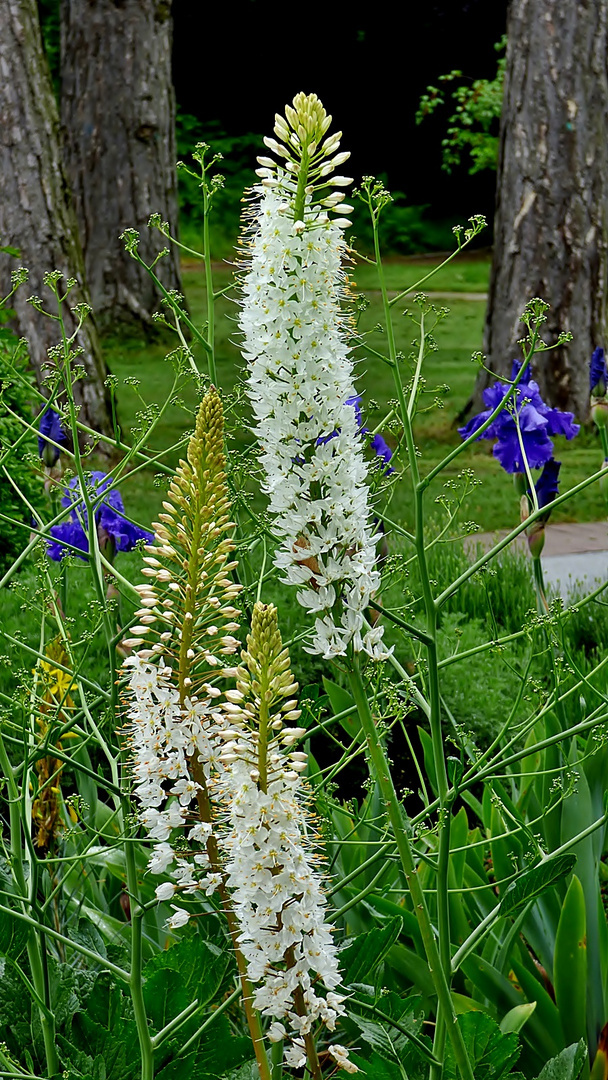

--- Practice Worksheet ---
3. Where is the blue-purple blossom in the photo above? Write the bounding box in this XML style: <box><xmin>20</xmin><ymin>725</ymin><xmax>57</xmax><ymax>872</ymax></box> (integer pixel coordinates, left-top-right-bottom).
<box><xmin>47</xmin><ymin>471</ymin><xmax>154</xmax><ymax>561</ymax></box>
<box><xmin>532</xmin><ymin>458</ymin><xmax>561</xmax><ymax>512</ymax></box>
<box><xmin>458</xmin><ymin>361</ymin><xmax>579</xmax><ymax>474</ymax></box>
<box><xmin>590</xmin><ymin>347</ymin><xmax>607</xmax><ymax>397</ymax></box>
<box><xmin>38</xmin><ymin>407</ymin><xmax>66</xmax><ymax>466</ymax></box>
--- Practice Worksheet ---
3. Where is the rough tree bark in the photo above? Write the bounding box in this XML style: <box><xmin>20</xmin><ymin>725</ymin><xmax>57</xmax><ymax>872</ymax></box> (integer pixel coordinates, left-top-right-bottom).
<box><xmin>0</xmin><ymin>0</ymin><xmax>112</xmax><ymax>438</ymax></box>
<box><xmin>482</xmin><ymin>0</ymin><xmax>608</xmax><ymax>421</ymax></box>
<box><xmin>60</xmin><ymin>0</ymin><xmax>182</xmax><ymax>331</ymax></box>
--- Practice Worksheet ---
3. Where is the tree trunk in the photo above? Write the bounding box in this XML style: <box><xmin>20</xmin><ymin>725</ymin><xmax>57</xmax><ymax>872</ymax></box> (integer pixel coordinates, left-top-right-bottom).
<box><xmin>60</xmin><ymin>0</ymin><xmax>182</xmax><ymax>332</ymax></box>
<box><xmin>0</xmin><ymin>0</ymin><xmax>112</xmax><ymax>439</ymax></box>
<box><xmin>481</xmin><ymin>0</ymin><xmax>608</xmax><ymax>422</ymax></box>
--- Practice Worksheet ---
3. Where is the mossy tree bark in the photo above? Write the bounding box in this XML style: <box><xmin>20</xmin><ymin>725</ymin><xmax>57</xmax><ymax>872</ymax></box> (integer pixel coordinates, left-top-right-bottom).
<box><xmin>60</xmin><ymin>0</ymin><xmax>182</xmax><ymax>332</ymax></box>
<box><xmin>481</xmin><ymin>0</ymin><xmax>608</xmax><ymax>422</ymax></box>
<box><xmin>0</xmin><ymin>0</ymin><xmax>112</xmax><ymax>438</ymax></box>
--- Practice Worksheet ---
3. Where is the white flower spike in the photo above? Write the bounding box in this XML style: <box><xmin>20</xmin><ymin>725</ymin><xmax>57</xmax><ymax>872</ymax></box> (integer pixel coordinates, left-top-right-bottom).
<box><xmin>239</xmin><ymin>93</ymin><xmax>389</xmax><ymax>661</ymax></box>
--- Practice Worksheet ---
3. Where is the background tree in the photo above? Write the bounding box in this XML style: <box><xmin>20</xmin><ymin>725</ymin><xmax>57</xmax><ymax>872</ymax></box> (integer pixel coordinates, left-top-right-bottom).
<box><xmin>60</xmin><ymin>0</ymin><xmax>182</xmax><ymax>331</ymax></box>
<box><xmin>0</xmin><ymin>0</ymin><xmax>112</xmax><ymax>437</ymax></box>
<box><xmin>481</xmin><ymin>0</ymin><xmax>608</xmax><ymax>420</ymax></box>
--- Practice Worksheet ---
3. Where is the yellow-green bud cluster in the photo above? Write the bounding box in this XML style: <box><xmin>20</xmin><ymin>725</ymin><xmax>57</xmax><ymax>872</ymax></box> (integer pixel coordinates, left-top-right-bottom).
<box><xmin>122</xmin><ymin>387</ymin><xmax>242</xmax><ymax>699</ymax></box>
<box><xmin>219</xmin><ymin>603</ymin><xmax>306</xmax><ymax>788</ymax></box>
<box><xmin>255</xmin><ymin>91</ymin><xmax>353</xmax><ymax>226</ymax></box>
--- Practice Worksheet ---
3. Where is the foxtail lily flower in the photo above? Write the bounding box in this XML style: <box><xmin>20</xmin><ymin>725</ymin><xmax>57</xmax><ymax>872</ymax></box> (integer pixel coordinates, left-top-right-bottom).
<box><xmin>239</xmin><ymin>93</ymin><xmax>389</xmax><ymax>661</ymax></box>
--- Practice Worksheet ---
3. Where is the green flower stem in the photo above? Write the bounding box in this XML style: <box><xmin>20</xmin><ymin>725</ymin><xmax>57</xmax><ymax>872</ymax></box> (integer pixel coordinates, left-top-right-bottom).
<box><xmin>599</xmin><ymin>425</ymin><xmax>608</xmax><ymax>459</ymax></box>
<box><xmin>124</xmin><ymin>829</ymin><xmax>155</xmax><ymax>1080</ymax></box>
<box><xmin>0</xmin><ymin>732</ymin><xmax>59</xmax><ymax>1077</ymax></box>
<box><xmin>202</xmin><ymin>174</ymin><xmax>217</xmax><ymax>386</ymax></box>
<box><xmin>270</xmin><ymin>1039</ymin><xmax>284</xmax><ymax>1080</ymax></box>
<box><xmin>347</xmin><ymin>661</ymin><xmax>474</xmax><ymax>1080</ymax></box>
<box><xmin>372</xmin><ymin>209</ymin><xmax>456</xmax><ymax>1079</ymax></box>
<box><xmin>533</xmin><ymin>555</ymin><xmax>549</xmax><ymax>614</ymax></box>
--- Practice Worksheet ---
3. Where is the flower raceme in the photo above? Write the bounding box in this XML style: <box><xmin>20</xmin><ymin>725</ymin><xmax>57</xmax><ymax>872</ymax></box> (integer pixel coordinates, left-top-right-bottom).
<box><xmin>123</xmin><ymin>388</ymin><xmax>242</xmax><ymax>917</ymax></box>
<box><xmin>458</xmin><ymin>360</ymin><xmax>579</xmax><ymax>474</ymax></box>
<box><xmin>239</xmin><ymin>92</ymin><xmax>389</xmax><ymax>661</ymax></box>
<box><xmin>217</xmin><ymin>602</ymin><xmax>356</xmax><ymax>1074</ymax></box>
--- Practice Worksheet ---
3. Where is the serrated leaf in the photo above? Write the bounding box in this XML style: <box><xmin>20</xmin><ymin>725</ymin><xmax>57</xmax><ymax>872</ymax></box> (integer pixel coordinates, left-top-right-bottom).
<box><xmin>536</xmin><ymin>1041</ymin><xmax>587</xmax><ymax>1080</ymax></box>
<box><xmin>444</xmin><ymin>1012</ymin><xmax>520</xmax><ymax>1080</ymax></box>
<box><xmin>500</xmin><ymin>855</ymin><xmax>577</xmax><ymax>917</ymax></box>
<box><xmin>0</xmin><ymin>905</ymin><xmax>28</xmax><ymax>960</ymax></box>
<box><xmin>339</xmin><ymin>916</ymin><xmax>402</xmax><ymax>986</ymax></box>
<box><xmin>143</xmin><ymin>936</ymin><xmax>229</xmax><ymax>1016</ymax></box>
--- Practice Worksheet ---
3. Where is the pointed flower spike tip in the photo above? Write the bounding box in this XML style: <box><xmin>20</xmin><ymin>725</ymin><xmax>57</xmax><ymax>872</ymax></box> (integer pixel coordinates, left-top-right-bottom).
<box><xmin>258</xmin><ymin>92</ymin><xmax>351</xmax><ymax>222</ymax></box>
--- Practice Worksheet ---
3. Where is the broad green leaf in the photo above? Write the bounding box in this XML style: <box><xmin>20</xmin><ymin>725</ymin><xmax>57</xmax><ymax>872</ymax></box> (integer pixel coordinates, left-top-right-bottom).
<box><xmin>385</xmin><ymin>942</ymin><xmax>435</xmax><ymax>999</ymax></box>
<box><xmin>340</xmin><ymin>916</ymin><xmax>403</xmax><ymax>986</ymax></box>
<box><xmin>510</xmin><ymin>960</ymin><xmax>563</xmax><ymax>1061</ymax></box>
<box><xmin>535</xmin><ymin>1041</ymin><xmax>587</xmax><ymax>1080</ymax></box>
<box><xmin>0</xmin><ymin>905</ymin><xmax>28</xmax><ymax>960</ymax></box>
<box><xmin>143</xmin><ymin>936</ymin><xmax>229</xmax><ymax>1008</ymax></box>
<box><xmin>444</xmin><ymin>1012</ymin><xmax>520</xmax><ymax>1080</ymax></box>
<box><xmin>500</xmin><ymin>854</ymin><xmax>577</xmax><ymax>917</ymax></box>
<box><xmin>500</xmin><ymin>1001</ymin><xmax>537</xmax><ymax>1034</ymax></box>
<box><xmin>554</xmin><ymin>876</ymin><xmax>587</xmax><ymax>1050</ymax></box>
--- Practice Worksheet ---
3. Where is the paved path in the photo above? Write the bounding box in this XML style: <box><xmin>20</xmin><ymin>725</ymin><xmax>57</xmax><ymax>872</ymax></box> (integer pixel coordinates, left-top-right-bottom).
<box><xmin>468</xmin><ymin>521</ymin><xmax>608</xmax><ymax>597</ymax></box>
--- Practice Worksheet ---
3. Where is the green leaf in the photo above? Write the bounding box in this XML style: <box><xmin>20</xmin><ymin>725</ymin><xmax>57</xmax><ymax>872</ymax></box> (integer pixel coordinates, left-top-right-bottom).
<box><xmin>535</xmin><ymin>1041</ymin><xmax>587</xmax><ymax>1080</ymax></box>
<box><xmin>340</xmin><ymin>916</ymin><xmax>403</xmax><ymax>986</ymax></box>
<box><xmin>500</xmin><ymin>1002</ymin><xmax>537</xmax><ymax>1034</ymax></box>
<box><xmin>0</xmin><ymin>905</ymin><xmax>28</xmax><ymax>960</ymax></box>
<box><xmin>444</xmin><ymin>1012</ymin><xmax>520</xmax><ymax>1079</ymax></box>
<box><xmin>500</xmin><ymin>855</ymin><xmax>577</xmax><ymax>917</ymax></box>
<box><xmin>143</xmin><ymin>936</ymin><xmax>229</xmax><ymax>1022</ymax></box>
<box><xmin>554</xmin><ymin>876</ymin><xmax>587</xmax><ymax>1050</ymax></box>
<box><xmin>322</xmin><ymin>677</ymin><xmax>362</xmax><ymax>742</ymax></box>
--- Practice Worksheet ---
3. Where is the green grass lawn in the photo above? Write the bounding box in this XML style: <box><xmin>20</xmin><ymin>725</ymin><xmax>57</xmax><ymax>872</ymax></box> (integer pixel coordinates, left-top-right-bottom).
<box><xmin>104</xmin><ymin>253</ymin><xmax>605</xmax><ymax>537</ymax></box>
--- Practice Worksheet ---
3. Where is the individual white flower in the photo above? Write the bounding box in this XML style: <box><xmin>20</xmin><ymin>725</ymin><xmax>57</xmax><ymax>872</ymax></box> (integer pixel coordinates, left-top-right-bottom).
<box><xmin>329</xmin><ymin>1044</ymin><xmax>359</xmax><ymax>1073</ymax></box>
<box><xmin>239</xmin><ymin>93</ymin><xmax>388</xmax><ymax>663</ymax></box>
<box><xmin>167</xmin><ymin>906</ymin><xmax>190</xmax><ymax>930</ymax></box>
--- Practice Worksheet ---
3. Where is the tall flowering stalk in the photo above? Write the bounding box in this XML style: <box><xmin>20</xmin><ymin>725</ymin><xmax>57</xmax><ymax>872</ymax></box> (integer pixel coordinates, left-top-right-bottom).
<box><xmin>239</xmin><ymin>93</ymin><xmax>388</xmax><ymax>661</ymax></box>
<box><xmin>123</xmin><ymin>388</ymin><xmax>273</xmax><ymax>1079</ymax></box>
<box><xmin>123</xmin><ymin>387</ymin><xmax>242</xmax><ymax>903</ymax></box>
<box><xmin>218</xmin><ymin>602</ymin><xmax>356</xmax><ymax>1076</ymax></box>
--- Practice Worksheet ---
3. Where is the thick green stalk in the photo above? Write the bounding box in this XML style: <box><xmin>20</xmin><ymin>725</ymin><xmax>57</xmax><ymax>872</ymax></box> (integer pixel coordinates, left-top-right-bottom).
<box><xmin>202</xmin><ymin>180</ymin><xmax>217</xmax><ymax>386</ymax></box>
<box><xmin>347</xmin><ymin>662</ymin><xmax>474</xmax><ymax>1080</ymax></box>
<box><xmin>125</xmin><ymin>834</ymin><xmax>155</xmax><ymax>1080</ymax></box>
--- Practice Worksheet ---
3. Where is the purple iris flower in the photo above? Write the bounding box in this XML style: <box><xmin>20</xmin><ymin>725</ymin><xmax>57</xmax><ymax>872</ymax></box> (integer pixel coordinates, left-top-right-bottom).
<box><xmin>590</xmin><ymin>347</ymin><xmax>607</xmax><ymax>397</ymax></box>
<box><xmin>532</xmin><ymin>458</ymin><xmax>561</xmax><ymax>512</ymax></box>
<box><xmin>458</xmin><ymin>361</ymin><xmax>579</xmax><ymax>474</ymax></box>
<box><xmin>47</xmin><ymin>471</ymin><xmax>154</xmax><ymax>561</ymax></box>
<box><xmin>38</xmin><ymin>407</ymin><xmax>66</xmax><ymax>466</ymax></box>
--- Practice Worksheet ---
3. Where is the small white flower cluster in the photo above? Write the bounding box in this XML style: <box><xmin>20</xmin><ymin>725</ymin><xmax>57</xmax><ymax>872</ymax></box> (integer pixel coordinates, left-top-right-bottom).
<box><xmin>240</xmin><ymin>185</ymin><xmax>388</xmax><ymax>661</ymax></box>
<box><xmin>124</xmin><ymin>653</ymin><xmax>224</xmax><ymax>926</ymax></box>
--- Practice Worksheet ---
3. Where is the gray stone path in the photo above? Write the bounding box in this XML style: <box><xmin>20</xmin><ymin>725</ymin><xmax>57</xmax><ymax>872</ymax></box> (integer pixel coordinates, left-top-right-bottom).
<box><xmin>470</xmin><ymin>521</ymin><xmax>608</xmax><ymax>597</ymax></box>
